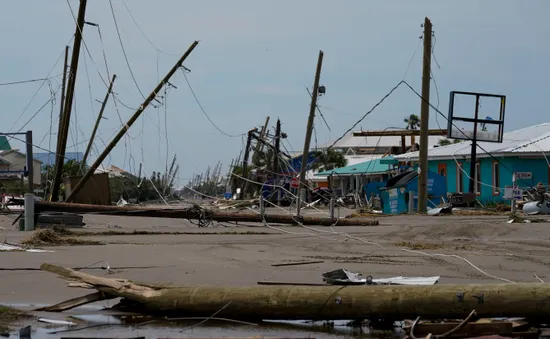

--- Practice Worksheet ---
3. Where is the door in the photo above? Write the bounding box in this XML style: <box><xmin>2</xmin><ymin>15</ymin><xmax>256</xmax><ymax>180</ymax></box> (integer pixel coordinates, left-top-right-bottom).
<box><xmin>437</xmin><ymin>163</ymin><xmax>447</xmax><ymax>177</ymax></box>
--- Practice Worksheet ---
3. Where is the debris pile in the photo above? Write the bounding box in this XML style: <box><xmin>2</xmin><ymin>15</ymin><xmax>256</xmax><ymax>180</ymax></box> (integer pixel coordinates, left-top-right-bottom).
<box><xmin>21</xmin><ymin>227</ymin><xmax>104</xmax><ymax>247</ymax></box>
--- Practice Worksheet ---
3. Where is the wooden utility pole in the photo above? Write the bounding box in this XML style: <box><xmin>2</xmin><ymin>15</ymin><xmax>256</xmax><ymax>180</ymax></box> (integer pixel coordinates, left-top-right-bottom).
<box><xmin>273</xmin><ymin>119</ymin><xmax>281</xmax><ymax>174</ymax></box>
<box><xmin>43</xmin><ymin>264</ymin><xmax>550</xmax><ymax>320</ymax></box>
<box><xmin>65</xmin><ymin>41</ymin><xmax>199</xmax><ymax>202</ymax></box>
<box><xmin>273</xmin><ymin>119</ymin><xmax>282</xmax><ymax>205</ymax></box>
<box><xmin>51</xmin><ymin>0</ymin><xmax>88</xmax><ymax>202</ymax></box>
<box><xmin>417</xmin><ymin>17</ymin><xmax>432</xmax><ymax>213</ymax></box>
<box><xmin>81</xmin><ymin>74</ymin><xmax>116</xmax><ymax>170</ymax></box>
<box><xmin>254</xmin><ymin>116</ymin><xmax>270</xmax><ymax>155</ymax></box>
<box><xmin>55</xmin><ymin>46</ymin><xmax>70</xmax><ymax>159</ymax></box>
<box><xmin>296</xmin><ymin>50</ymin><xmax>323</xmax><ymax>217</ymax></box>
<box><xmin>241</xmin><ymin>129</ymin><xmax>255</xmax><ymax>198</ymax></box>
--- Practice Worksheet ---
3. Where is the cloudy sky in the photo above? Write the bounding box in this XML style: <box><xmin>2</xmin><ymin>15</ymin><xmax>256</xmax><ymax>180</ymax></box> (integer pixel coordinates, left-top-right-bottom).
<box><xmin>1</xmin><ymin>0</ymin><xmax>549</xmax><ymax>187</ymax></box>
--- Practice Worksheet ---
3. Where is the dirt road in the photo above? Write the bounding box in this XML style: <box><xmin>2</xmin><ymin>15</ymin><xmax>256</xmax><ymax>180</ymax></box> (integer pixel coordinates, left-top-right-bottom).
<box><xmin>1</xmin><ymin>211</ymin><xmax>549</xmax><ymax>306</ymax></box>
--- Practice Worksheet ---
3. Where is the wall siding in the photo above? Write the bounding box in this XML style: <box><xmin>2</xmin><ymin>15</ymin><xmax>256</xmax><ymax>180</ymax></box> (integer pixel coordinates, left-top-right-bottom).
<box><xmin>427</xmin><ymin>156</ymin><xmax>549</xmax><ymax>204</ymax></box>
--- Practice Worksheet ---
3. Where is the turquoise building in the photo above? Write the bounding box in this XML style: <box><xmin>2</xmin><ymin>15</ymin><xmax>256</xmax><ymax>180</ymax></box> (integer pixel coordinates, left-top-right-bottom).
<box><xmin>395</xmin><ymin>124</ymin><xmax>550</xmax><ymax>204</ymax></box>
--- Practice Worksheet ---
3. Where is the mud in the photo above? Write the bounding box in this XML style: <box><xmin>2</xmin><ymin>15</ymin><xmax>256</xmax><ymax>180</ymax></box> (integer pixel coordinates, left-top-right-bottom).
<box><xmin>1</xmin><ymin>209</ymin><xmax>549</xmax><ymax>336</ymax></box>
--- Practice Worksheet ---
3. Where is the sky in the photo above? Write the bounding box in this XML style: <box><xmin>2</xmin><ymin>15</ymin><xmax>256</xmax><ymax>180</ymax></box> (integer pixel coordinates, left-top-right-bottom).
<box><xmin>1</xmin><ymin>0</ymin><xmax>549</xmax><ymax>188</ymax></box>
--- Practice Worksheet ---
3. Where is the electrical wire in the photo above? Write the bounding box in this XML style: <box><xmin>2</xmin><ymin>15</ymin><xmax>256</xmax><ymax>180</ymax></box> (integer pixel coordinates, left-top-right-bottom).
<box><xmin>108</xmin><ymin>0</ymin><xmax>146</xmax><ymax>99</ymax></box>
<box><xmin>0</xmin><ymin>75</ymin><xmax>62</xmax><ymax>87</ymax></box>
<box><xmin>121</xmin><ymin>0</ymin><xmax>181</xmax><ymax>56</ymax></box>
<box><xmin>181</xmin><ymin>70</ymin><xmax>247</xmax><ymax>138</ymax></box>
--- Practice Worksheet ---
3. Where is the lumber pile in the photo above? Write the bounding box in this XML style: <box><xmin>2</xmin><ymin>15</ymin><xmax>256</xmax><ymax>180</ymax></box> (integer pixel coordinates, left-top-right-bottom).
<box><xmin>41</xmin><ymin>263</ymin><xmax>550</xmax><ymax>321</ymax></box>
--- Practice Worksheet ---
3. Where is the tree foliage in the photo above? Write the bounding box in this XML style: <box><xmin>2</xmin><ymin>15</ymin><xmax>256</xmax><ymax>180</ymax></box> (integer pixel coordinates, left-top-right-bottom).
<box><xmin>311</xmin><ymin>149</ymin><xmax>347</xmax><ymax>172</ymax></box>
<box><xmin>109</xmin><ymin>171</ymin><xmax>174</xmax><ymax>203</ymax></box>
<box><xmin>404</xmin><ymin>114</ymin><xmax>421</xmax><ymax>130</ymax></box>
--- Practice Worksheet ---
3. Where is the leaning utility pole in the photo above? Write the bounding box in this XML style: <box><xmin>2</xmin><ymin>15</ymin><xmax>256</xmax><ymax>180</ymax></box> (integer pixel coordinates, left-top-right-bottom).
<box><xmin>65</xmin><ymin>41</ymin><xmax>199</xmax><ymax>202</ymax></box>
<box><xmin>81</xmin><ymin>74</ymin><xmax>116</xmax><ymax>170</ymax></box>
<box><xmin>417</xmin><ymin>17</ymin><xmax>432</xmax><ymax>214</ymax></box>
<box><xmin>296</xmin><ymin>50</ymin><xmax>323</xmax><ymax>217</ymax></box>
<box><xmin>55</xmin><ymin>46</ymin><xmax>70</xmax><ymax>158</ymax></box>
<box><xmin>273</xmin><ymin>119</ymin><xmax>282</xmax><ymax>205</ymax></box>
<box><xmin>241</xmin><ymin>129</ymin><xmax>255</xmax><ymax>198</ymax></box>
<box><xmin>51</xmin><ymin>0</ymin><xmax>88</xmax><ymax>202</ymax></box>
<box><xmin>273</xmin><ymin>119</ymin><xmax>281</xmax><ymax>174</ymax></box>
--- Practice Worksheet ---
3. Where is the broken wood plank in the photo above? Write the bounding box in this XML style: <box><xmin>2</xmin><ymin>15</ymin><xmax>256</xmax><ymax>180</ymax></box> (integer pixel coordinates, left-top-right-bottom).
<box><xmin>271</xmin><ymin>260</ymin><xmax>324</xmax><ymax>267</ymax></box>
<box><xmin>42</xmin><ymin>263</ymin><xmax>550</xmax><ymax>320</ymax></box>
<box><xmin>35</xmin><ymin>291</ymin><xmax>114</xmax><ymax>312</ymax></box>
<box><xmin>410</xmin><ymin>322</ymin><xmax>513</xmax><ymax>338</ymax></box>
<box><xmin>35</xmin><ymin>201</ymin><xmax>379</xmax><ymax>226</ymax></box>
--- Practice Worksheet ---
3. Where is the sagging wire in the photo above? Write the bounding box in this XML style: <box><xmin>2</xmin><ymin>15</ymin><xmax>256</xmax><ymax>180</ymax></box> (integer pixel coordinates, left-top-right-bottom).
<box><xmin>181</xmin><ymin>69</ymin><xmax>247</xmax><ymax>138</ymax></box>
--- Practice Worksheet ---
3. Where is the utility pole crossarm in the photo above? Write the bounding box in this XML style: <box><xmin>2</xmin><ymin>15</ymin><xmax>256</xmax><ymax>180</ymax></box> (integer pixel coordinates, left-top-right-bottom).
<box><xmin>65</xmin><ymin>41</ymin><xmax>199</xmax><ymax>202</ymax></box>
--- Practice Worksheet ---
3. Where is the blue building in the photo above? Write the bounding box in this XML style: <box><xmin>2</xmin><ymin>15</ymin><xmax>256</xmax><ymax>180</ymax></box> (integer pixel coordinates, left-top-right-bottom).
<box><xmin>395</xmin><ymin>123</ymin><xmax>550</xmax><ymax>204</ymax></box>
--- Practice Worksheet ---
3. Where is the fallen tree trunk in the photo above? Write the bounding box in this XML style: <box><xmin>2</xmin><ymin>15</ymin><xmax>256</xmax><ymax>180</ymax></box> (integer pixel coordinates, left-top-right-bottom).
<box><xmin>42</xmin><ymin>263</ymin><xmax>550</xmax><ymax>320</ymax></box>
<box><xmin>35</xmin><ymin>201</ymin><xmax>378</xmax><ymax>226</ymax></box>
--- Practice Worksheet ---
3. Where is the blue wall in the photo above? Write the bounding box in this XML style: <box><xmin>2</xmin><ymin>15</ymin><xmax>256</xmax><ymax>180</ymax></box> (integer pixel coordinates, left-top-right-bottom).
<box><xmin>426</xmin><ymin>156</ymin><xmax>549</xmax><ymax>204</ymax></box>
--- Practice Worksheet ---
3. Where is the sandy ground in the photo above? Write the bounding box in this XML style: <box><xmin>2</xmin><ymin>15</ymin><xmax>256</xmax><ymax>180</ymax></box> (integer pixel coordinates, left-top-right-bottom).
<box><xmin>1</xmin><ymin>208</ymin><xmax>549</xmax><ymax>307</ymax></box>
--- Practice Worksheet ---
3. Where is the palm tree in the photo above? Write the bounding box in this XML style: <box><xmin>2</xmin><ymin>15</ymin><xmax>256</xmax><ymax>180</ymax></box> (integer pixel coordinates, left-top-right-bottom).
<box><xmin>438</xmin><ymin>139</ymin><xmax>452</xmax><ymax>146</ymax></box>
<box><xmin>404</xmin><ymin>114</ymin><xmax>421</xmax><ymax>130</ymax></box>
<box><xmin>311</xmin><ymin>149</ymin><xmax>347</xmax><ymax>172</ymax></box>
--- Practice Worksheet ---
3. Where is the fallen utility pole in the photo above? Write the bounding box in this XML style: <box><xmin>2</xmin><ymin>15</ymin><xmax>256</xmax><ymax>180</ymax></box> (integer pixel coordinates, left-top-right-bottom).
<box><xmin>81</xmin><ymin>74</ymin><xmax>116</xmax><ymax>169</ymax></box>
<box><xmin>43</xmin><ymin>264</ymin><xmax>550</xmax><ymax>320</ymax></box>
<box><xmin>34</xmin><ymin>201</ymin><xmax>379</xmax><ymax>226</ymax></box>
<box><xmin>296</xmin><ymin>50</ymin><xmax>323</xmax><ymax>217</ymax></box>
<box><xmin>65</xmin><ymin>41</ymin><xmax>199</xmax><ymax>202</ymax></box>
<box><xmin>51</xmin><ymin>0</ymin><xmax>88</xmax><ymax>202</ymax></box>
<box><xmin>418</xmin><ymin>17</ymin><xmax>432</xmax><ymax>213</ymax></box>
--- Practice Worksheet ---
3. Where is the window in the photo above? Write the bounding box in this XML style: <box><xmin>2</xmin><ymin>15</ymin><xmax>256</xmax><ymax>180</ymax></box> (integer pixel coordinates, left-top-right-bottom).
<box><xmin>475</xmin><ymin>162</ymin><xmax>481</xmax><ymax>195</ymax></box>
<box><xmin>492</xmin><ymin>161</ymin><xmax>500</xmax><ymax>195</ymax></box>
<box><xmin>456</xmin><ymin>163</ymin><xmax>463</xmax><ymax>193</ymax></box>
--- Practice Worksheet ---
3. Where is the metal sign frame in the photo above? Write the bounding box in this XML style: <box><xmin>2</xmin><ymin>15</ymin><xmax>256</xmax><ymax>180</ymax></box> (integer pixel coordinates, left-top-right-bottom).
<box><xmin>447</xmin><ymin>91</ymin><xmax>506</xmax><ymax>194</ymax></box>
<box><xmin>447</xmin><ymin>90</ymin><xmax>506</xmax><ymax>143</ymax></box>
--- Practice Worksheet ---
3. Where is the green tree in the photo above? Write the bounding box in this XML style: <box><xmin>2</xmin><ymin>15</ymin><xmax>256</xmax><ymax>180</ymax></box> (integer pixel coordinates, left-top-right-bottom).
<box><xmin>404</xmin><ymin>114</ymin><xmax>421</xmax><ymax>130</ymax></box>
<box><xmin>311</xmin><ymin>149</ymin><xmax>347</xmax><ymax>172</ymax></box>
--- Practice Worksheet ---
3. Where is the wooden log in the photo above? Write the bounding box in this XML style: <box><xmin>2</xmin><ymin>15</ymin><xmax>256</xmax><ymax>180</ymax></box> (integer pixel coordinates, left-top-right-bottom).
<box><xmin>35</xmin><ymin>201</ymin><xmax>378</xmax><ymax>226</ymax></box>
<box><xmin>42</xmin><ymin>263</ymin><xmax>550</xmax><ymax>320</ymax></box>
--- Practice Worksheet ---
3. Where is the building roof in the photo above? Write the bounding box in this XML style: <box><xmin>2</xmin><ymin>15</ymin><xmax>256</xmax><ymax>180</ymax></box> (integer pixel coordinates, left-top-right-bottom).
<box><xmin>315</xmin><ymin>156</ymin><xmax>396</xmax><ymax>176</ymax></box>
<box><xmin>0</xmin><ymin>136</ymin><xmax>11</xmax><ymax>151</ymax></box>
<box><xmin>33</xmin><ymin>152</ymin><xmax>83</xmax><ymax>166</ymax></box>
<box><xmin>0</xmin><ymin>156</ymin><xmax>12</xmax><ymax>165</ymax></box>
<box><xmin>0</xmin><ymin>150</ymin><xmax>42</xmax><ymax>163</ymax></box>
<box><xmin>395</xmin><ymin>123</ymin><xmax>550</xmax><ymax>161</ymax></box>
<box><xmin>318</xmin><ymin>133</ymin><xmax>446</xmax><ymax>152</ymax></box>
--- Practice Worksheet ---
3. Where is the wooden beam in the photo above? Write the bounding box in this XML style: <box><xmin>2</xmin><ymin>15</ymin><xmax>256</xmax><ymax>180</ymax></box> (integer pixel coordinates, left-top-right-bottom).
<box><xmin>352</xmin><ymin>129</ymin><xmax>447</xmax><ymax>137</ymax></box>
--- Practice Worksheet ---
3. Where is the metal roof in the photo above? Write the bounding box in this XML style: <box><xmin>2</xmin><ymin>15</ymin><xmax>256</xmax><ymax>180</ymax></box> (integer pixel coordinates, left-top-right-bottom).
<box><xmin>395</xmin><ymin>123</ymin><xmax>550</xmax><ymax>161</ymax></box>
<box><xmin>319</xmin><ymin>133</ymin><xmax>445</xmax><ymax>150</ymax></box>
<box><xmin>315</xmin><ymin>156</ymin><xmax>396</xmax><ymax>176</ymax></box>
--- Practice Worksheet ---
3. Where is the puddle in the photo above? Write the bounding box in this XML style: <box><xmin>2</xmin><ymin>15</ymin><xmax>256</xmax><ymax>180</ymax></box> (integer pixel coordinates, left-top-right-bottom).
<box><xmin>2</xmin><ymin>304</ymin><xmax>401</xmax><ymax>339</ymax></box>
